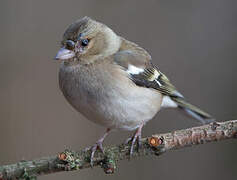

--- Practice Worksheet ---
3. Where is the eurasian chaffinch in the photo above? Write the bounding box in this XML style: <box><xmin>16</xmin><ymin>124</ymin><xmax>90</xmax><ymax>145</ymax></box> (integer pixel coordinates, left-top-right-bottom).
<box><xmin>55</xmin><ymin>17</ymin><xmax>214</xmax><ymax>164</ymax></box>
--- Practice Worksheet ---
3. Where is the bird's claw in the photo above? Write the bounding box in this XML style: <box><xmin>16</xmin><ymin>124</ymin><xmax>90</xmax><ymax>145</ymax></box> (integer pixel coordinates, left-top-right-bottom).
<box><xmin>87</xmin><ymin>129</ymin><xmax>110</xmax><ymax>167</ymax></box>
<box><xmin>125</xmin><ymin>124</ymin><xmax>143</xmax><ymax>157</ymax></box>
<box><xmin>89</xmin><ymin>140</ymin><xmax>104</xmax><ymax>167</ymax></box>
<box><xmin>129</xmin><ymin>131</ymin><xmax>142</xmax><ymax>156</ymax></box>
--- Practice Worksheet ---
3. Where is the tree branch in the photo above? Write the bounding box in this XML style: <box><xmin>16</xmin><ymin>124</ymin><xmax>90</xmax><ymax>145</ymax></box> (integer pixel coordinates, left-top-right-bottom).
<box><xmin>0</xmin><ymin>120</ymin><xmax>236</xmax><ymax>180</ymax></box>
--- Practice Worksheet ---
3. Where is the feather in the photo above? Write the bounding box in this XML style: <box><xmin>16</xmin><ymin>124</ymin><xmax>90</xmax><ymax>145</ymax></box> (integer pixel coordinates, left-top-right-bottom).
<box><xmin>114</xmin><ymin>49</ymin><xmax>214</xmax><ymax>124</ymax></box>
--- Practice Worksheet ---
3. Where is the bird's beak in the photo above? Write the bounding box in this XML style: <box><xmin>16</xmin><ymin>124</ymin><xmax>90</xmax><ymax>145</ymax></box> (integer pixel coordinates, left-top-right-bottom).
<box><xmin>54</xmin><ymin>47</ymin><xmax>75</xmax><ymax>60</ymax></box>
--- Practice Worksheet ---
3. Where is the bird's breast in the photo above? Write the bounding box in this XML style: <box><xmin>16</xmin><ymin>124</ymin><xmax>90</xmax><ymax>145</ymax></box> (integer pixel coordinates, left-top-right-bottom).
<box><xmin>59</xmin><ymin>62</ymin><xmax>162</xmax><ymax>131</ymax></box>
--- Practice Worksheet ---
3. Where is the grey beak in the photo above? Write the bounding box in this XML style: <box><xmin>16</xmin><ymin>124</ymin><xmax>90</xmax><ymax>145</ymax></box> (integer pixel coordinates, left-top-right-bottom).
<box><xmin>54</xmin><ymin>47</ymin><xmax>75</xmax><ymax>60</ymax></box>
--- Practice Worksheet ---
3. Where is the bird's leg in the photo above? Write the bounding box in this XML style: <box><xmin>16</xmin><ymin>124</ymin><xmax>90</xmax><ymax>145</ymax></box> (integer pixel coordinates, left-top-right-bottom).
<box><xmin>90</xmin><ymin>128</ymin><xmax>110</xmax><ymax>166</ymax></box>
<box><xmin>125</xmin><ymin>123</ymin><xmax>144</xmax><ymax>156</ymax></box>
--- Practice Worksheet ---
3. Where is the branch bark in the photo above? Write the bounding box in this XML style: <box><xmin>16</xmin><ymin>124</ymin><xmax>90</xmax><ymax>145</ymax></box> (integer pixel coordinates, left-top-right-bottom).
<box><xmin>0</xmin><ymin>120</ymin><xmax>236</xmax><ymax>180</ymax></box>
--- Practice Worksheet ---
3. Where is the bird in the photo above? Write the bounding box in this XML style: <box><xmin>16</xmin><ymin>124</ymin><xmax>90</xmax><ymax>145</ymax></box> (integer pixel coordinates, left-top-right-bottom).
<box><xmin>55</xmin><ymin>16</ymin><xmax>214</xmax><ymax>164</ymax></box>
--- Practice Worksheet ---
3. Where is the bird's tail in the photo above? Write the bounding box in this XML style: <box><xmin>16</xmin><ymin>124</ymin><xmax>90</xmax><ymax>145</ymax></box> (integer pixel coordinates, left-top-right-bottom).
<box><xmin>170</xmin><ymin>96</ymin><xmax>215</xmax><ymax>124</ymax></box>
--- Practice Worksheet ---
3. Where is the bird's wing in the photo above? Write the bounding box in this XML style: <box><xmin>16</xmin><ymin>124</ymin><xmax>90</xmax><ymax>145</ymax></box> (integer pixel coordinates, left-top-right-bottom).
<box><xmin>114</xmin><ymin>50</ymin><xmax>182</xmax><ymax>98</ymax></box>
<box><xmin>114</xmin><ymin>50</ymin><xmax>214</xmax><ymax>123</ymax></box>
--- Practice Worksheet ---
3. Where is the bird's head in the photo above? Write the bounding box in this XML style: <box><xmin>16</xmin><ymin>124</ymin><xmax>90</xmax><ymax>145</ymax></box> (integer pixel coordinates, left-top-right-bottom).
<box><xmin>55</xmin><ymin>17</ymin><xmax>121</xmax><ymax>63</ymax></box>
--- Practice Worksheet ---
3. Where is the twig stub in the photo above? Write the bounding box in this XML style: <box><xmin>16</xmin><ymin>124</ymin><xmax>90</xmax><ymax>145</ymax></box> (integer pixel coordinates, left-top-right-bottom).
<box><xmin>148</xmin><ymin>136</ymin><xmax>164</xmax><ymax>147</ymax></box>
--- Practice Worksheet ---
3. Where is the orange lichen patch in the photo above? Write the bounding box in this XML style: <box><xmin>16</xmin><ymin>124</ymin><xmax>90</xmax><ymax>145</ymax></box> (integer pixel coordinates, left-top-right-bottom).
<box><xmin>58</xmin><ymin>153</ymin><xmax>67</xmax><ymax>161</ymax></box>
<box><xmin>148</xmin><ymin>136</ymin><xmax>163</xmax><ymax>147</ymax></box>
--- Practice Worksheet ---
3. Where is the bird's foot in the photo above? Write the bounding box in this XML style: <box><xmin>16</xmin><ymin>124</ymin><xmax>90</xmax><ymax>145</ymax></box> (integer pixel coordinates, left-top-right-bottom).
<box><xmin>125</xmin><ymin>124</ymin><xmax>144</xmax><ymax>156</ymax></box>
<box><xmin>89</xmin><ymin>139</ymin><xmax>104</xmax><ymax>166</ymax></box>
<box><xmin>87</xmin><ymin>129</ymin><xmax>110</xmax><ymax>167</ymax></box>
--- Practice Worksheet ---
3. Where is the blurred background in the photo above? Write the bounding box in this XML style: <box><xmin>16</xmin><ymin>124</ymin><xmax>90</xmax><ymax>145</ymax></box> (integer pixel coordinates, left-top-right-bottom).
<box><xmin>0</xmin><ymin>0</ymin><xmax>237</xmax><ymax>179</ymax></box>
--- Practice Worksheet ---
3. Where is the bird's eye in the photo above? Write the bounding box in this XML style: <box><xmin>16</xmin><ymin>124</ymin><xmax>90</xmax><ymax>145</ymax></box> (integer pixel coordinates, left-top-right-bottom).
<box><xmin>65</xmin><ymin>40</ymin><xmax>75</xmax><ymax>50</ymax></box>
<box><xmin>81</xmin><ymin>39</ymin><xmax>89</xmax><ymax>47</ymax></box>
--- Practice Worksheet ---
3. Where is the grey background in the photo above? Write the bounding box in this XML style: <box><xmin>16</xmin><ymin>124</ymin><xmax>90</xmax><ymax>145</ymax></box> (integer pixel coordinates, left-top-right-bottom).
<box><xmin>0</xmin><ymin>0</ymin><xmax>236</xmax><ymax>180</ymax></box>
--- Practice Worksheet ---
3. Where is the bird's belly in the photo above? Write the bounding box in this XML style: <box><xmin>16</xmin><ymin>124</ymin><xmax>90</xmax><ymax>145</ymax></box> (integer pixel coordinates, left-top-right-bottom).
<box><xmin>69</xmin><ymin>88</ymin><xmax>162</xmax><ymax>130</ymax></box>
<box><xmin>59</xmin><ymin>63</ymin><xmax>162</xmax><ymax>131</ymax></box>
